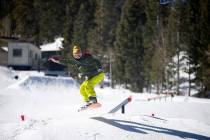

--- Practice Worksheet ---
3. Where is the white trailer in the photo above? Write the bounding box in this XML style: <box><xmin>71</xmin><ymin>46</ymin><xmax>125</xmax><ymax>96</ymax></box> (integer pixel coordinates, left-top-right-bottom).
<box><xmin>8</xmin><ymin>42</ymin><xmax>41</xmax><ymax>70</ymax></box>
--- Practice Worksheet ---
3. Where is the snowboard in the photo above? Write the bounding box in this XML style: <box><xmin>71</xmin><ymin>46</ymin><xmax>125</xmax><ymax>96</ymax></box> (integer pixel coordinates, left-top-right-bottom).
<box><xmin>78</xmin><ymin>103</ymin><xmax>101</xmax><ymax>112</ymax></box>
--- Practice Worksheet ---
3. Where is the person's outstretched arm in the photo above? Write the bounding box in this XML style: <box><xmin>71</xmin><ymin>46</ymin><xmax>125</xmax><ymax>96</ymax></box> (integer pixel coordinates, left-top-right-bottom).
<box><xmin>48</xmin><ymin>57</ymin><xmax>80</xmax><ymax>68</ymax></box>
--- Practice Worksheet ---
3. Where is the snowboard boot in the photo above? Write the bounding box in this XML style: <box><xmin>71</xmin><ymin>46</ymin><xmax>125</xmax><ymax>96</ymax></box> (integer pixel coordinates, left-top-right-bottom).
<box><xmin>89</xmin><ymin>96</ymin><xmax>97</xmax><ymax>105</ymax></box>
<box><xmin>80</xmin><ymin>101</ymin><xmax>91</xmax><ymax>110</ymax></box>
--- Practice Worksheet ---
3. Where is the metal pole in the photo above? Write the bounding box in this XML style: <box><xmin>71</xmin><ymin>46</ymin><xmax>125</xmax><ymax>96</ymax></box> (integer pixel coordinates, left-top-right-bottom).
<box><xmin>121</xmin><ymin>105</ymin><xmax>125</xmax><ymax>114</ymax></box>
<box><xmin>110</xmin><ymin>53</ymin><xmax>112</xmax><ymax>88</ymax></box>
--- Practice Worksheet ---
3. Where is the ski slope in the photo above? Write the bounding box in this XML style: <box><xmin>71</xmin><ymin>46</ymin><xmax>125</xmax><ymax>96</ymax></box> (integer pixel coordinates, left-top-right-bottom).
<box><xmin>0</xmin><ymin>66</ymin><xmax>210</xmax><ymax>140</ymax></box>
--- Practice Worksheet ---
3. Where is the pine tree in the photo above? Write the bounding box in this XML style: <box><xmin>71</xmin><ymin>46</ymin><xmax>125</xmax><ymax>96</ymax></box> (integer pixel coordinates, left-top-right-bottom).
<box><xmin>188</xmin><ymin>0</ymin><xmax>210</xmax><ymax>97</ymax></box>
<box><xmin>167</xmin><ymin>1</ymin><xmax>182</xmax><ymax>95</ymax></box>
<box><xmin>0</xmin><ymin>0</ymin><xmax>15</xmax><ymax>41</ymax></box>
<box><xmin>34</xmin><ymin>0</ymin><xmax>66</xmax><ymax>43</ymax></box>
<box><xmin>114</xmin><ymin>0</ymin><xmax>146</xmax><ymax>92</ymax></box>
<box><xmin>143</xmin><ymin>0</ymin><xmax>159</xmax><ymax>92</ymax></box>
<box><xmin>147</xmin><ymin>2</ymin><xmax>171</xmax><ymax>94</ymax></box>
<box><xmin>88</xmin><ymin>0</ymin><xmax>117</xmax><ymax>53</ymax></box>
<box><xmin>13</xmin><ymin>0</ymin><xmax>38</xmax><ymax>40</ymax></box>
<box><xmin>71</xmin><ymin>0</ymin><xmax>96</xmax><ymax>51</ymax></box>
<box><xmin>63</xmin><ymin>0</ymin><xmax>83</xmax><ymax>48</ymax></box>
<box><xmin>0</xmin><ymin>0</ymin><xmax>13</xmax><ymax>19</ymax></box>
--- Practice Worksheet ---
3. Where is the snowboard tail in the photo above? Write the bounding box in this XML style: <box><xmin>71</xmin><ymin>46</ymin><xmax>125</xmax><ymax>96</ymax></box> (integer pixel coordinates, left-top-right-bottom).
<box><xmin>78</xmin><ymin>103</ymin><xmax>101</xmax><ymax>112</ymax></box>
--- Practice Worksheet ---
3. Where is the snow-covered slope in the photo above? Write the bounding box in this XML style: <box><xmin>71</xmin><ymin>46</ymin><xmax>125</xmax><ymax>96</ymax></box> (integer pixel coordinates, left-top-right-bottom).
<box><xmin>0</xmin><ymin>67</ymin><xmax>210</xmax><ymax>140</ymax></box>
<box><xmin>0</xmin><ymin>66</ymin><xmax>17</xmax><ymax>88</ymax></box>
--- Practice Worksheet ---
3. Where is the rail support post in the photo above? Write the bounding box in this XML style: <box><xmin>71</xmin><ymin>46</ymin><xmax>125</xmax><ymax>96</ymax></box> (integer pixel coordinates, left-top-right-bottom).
<box><xmin>109</xmin><ymin>96</ymin><xmax>132</xmax><ymax>114</ymax></box>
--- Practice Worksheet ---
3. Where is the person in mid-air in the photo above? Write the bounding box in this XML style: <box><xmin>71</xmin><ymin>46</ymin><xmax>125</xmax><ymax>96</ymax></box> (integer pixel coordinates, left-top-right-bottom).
<box><xmin>49</xmin><ymin>45</ymin><xmax>104</xmax><ymax>109</ymax></box>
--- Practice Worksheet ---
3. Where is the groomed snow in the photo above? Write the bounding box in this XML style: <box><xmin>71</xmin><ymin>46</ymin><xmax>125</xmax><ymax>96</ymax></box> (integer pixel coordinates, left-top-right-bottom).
<box><xmin>0</xmin><ymin>66</ymin><xmax>210</xmax><ymax>140</ymax></box>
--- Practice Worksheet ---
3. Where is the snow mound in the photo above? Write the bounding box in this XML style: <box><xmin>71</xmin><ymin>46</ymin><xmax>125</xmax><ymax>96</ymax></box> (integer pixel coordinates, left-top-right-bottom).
<box><xmin>0</xmin><ymin>66</ymin><xmax>16</xmax><ymax>88</ymax></box>
<box><xmin>8</xmin><ymin>76</ymin><xmax>79</xmax><ymax>90</ymax></box>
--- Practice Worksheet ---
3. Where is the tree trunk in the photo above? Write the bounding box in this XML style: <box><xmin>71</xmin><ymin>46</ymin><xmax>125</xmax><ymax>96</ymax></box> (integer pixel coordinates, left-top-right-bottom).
<box><xmin>188</xmin><ymin>60</ymin><xmax>191</xmax><ymax>96</ymax></box>
<box><xmin>177</xmin><ymin>32</ymin><xmax>180</xmax><ymax>95</ymax></box>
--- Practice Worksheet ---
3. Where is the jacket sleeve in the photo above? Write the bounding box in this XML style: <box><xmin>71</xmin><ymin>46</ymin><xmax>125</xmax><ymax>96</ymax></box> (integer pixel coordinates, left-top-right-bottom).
<box><xmin>95</xmin><ymin>58</ymin><xmax>102</xmax><ymax>69</ymax></box>
<box><xmin>61</xmin><ymin>58</ymin><xmax>77</xmax><ymax>65</ymax></box>
<box><xmin>60</xmin><ymin>58</ymin><xmax>81</xmax><ymax>69</ymax></box>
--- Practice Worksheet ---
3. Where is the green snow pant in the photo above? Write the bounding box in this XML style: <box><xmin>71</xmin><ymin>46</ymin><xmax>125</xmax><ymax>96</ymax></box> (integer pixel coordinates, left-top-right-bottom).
<box><xmin>80</xmin><ymin>72</ymin><xmax>105</xmax><ymax>102</ymax></box>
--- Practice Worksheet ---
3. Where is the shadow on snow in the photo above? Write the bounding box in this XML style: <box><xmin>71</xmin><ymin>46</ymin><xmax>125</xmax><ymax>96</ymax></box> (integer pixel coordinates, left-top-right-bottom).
<box><xmin>91</xmin><ymin>117</ymin><xmax>210</xmax><ymax>140</ymax></box>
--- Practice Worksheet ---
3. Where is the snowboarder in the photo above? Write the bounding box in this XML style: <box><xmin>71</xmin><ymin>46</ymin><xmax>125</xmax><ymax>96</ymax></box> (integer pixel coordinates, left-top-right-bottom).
<box><xmin>49</xmin><ymin>45</ymin><xmax>104</xmax><ymax>110</ymax></box>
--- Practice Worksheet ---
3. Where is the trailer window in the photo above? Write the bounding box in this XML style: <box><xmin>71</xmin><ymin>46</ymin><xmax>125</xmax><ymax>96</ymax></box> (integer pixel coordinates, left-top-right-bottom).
<box><xmin>13</xmin><ymin>49</ymin><xmax>22</xmax><ymax>57</ymax></box>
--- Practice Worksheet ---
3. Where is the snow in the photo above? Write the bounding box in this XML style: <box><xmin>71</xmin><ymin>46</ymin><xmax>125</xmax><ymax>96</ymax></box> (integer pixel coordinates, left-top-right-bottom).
<box><xmin>40</xmin><ymin>38</ymin><xmax>64</xmax><ymax>52</ymax></box>
<box><xmin>0</xmin><ymin>66</ymin><xmax>210</xmax><ymax>140</ymax></box>
<box><xmin>1</xmin><ymin>46</ymin><xmax>8</xmax><ymax>52</ymax></box>
<box><xmin>0</xmin><ymin>66</ymin><xmax>16</xmax><ymax>88</ymax></box>
<box><xmin>170</xmin><ymin>51</ymin><xmax>198</xmax><ymax>95</ymax></box>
